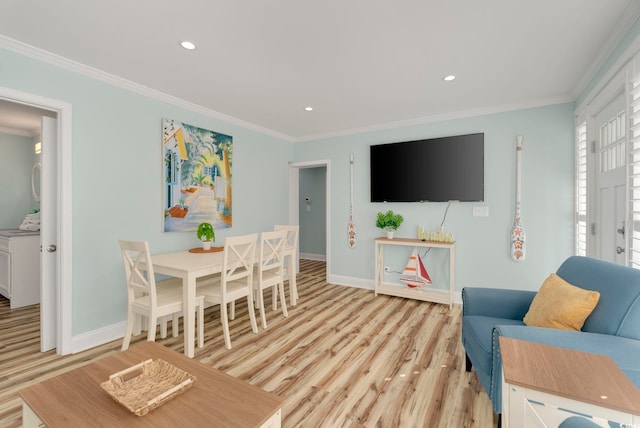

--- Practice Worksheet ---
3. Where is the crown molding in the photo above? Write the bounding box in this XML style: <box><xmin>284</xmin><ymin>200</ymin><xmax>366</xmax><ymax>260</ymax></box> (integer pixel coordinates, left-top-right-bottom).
<box><xmin>0</xmin><ymin>34</ymin><xmax>578</xmax><ymax>145</ymax></box>
<box><xmin>572</xmin><ymin>1</ymin><xmax>640</xmax><ymax>100</ymax></box>
<box><xmin>293</xmin><ymin>95</ymin><xmax>574</xmax><ymax>143</ymax></box>
<box><xmin>0</xmin><ymin>35</ymin><xmax>295</xmax><ymax>143</ymax></box>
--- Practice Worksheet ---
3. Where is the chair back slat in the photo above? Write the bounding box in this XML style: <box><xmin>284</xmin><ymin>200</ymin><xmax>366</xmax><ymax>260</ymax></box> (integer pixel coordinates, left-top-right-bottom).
<box><xmin>119</xmin><ymin>240</ymin><xmax>157</xmax><ymax>305</ymax></box>
<box><xmin>274</xmin><ymin>225</ymin><xmax>299</xmax><ymax>252</ymax></box>
<box><xmin>222</xmin><ymin>234</ymin><xmax>257</xmax><ymax>287</ymax></box>
<box><xmin>258</xmin><ymin>230</ymin><xmax>287</xmax><ymax>281</ymax></box>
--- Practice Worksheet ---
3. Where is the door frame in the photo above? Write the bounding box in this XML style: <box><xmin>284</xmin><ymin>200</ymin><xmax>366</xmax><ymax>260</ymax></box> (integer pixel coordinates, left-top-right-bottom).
<box><xmin>288</xmin><ymin>160</ymin><xmax>330</xmax><ymax>282</ymax></box>
<box><xmin>0</xmin><ymin>86</ymin><xmax>72</xmax><ymax>354</ymax></box>
<box><xmin>584</xmin><ymin>72</ymin><xmax>627</xmax><ymax>261</ymax></box>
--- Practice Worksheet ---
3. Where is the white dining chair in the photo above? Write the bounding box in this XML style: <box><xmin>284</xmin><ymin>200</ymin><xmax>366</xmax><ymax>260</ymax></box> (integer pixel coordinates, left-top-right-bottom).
<box><xmin>253</xmin><ymin>230</ymin><xmax>288</xmax><ymax>329</ymax></box>
<box><xmin>274</xmin><ymin>224</ymin><xmax>299</xmax><ymax>307</ymax></box>
<box><xmin>119</xmin><ymin>240</ymin><xmax>204</xmax><ymax>351</ymax></box>
<box><xmin>121</xmin><ymin>239</ymin><xmax>179</xmax><ymax>341</ymax></box>
<box><xmin>197</xmin><ymin>233</ymin><xmax>259</xmax><ymax>349</ymax></box>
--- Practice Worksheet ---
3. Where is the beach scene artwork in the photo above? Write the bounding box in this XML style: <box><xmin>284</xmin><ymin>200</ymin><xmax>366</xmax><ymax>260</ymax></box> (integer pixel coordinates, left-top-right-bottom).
<box><xmin>163</xmin><ymin>118</ymin><xmax>232</xmax><ymax>232</ymax></box>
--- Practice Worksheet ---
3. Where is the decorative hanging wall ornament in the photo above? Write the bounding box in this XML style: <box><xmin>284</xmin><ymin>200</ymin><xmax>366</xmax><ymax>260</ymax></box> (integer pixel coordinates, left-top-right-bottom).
<box><xmin>348</xmin><ymin>153</ymin><xmax>356</xmax><ymax>248</ymax></box>
<box><xmin>510</xmin><ymin>135</ymin><xmax>526</xmax><ymax>261</ymax></box>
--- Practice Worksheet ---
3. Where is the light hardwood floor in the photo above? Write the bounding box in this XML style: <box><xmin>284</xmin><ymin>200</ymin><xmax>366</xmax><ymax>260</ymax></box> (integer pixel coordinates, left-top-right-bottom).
<box><xmin>0</xmin><ymin>260</ymin><xmax>495</xmax><ymax>427</ymax></box>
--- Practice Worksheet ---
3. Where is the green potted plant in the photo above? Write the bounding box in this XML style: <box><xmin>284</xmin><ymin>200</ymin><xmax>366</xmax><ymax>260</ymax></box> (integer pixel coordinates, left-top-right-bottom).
<box><xmin>376</xmin><ymin>210</ymin><xmax>404</xmax><ymax>239</ymax></box>
<box><xmin>197</xmin><ymin>222</ymin><xmax>215</xmax><ymax>250</ymax></box>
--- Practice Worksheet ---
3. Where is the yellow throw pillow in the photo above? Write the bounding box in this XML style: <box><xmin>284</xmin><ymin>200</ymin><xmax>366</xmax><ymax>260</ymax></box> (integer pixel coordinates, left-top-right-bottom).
<box><xmin>523</xmin><ymin>273</ymin><xmax>600</xmax><ymax>331</ymax></box>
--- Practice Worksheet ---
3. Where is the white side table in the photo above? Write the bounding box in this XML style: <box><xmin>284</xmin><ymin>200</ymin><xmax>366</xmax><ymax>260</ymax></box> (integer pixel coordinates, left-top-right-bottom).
<box><xmin>500</xmin><ymin>337</ymin><xmax>640</xmax><ymax>427</ymax></box>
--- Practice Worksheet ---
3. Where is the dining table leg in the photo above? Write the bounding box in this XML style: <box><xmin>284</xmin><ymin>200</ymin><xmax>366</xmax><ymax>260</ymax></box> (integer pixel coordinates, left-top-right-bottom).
<box><xmin>183</xmin><ymin>273</ymin><xmax>196</xmax><ymax>358</ymax></box>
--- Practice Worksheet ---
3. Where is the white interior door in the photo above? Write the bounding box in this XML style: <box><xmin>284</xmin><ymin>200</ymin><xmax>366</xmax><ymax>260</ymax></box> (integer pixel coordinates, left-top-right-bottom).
<box><xmin>594</xmin><ymin>92</ymin><xmax>626</xmax><ymax>264</ymax></box>
<box><xmin>40</xmin><ymin>116</ymin><xmax>57</xmax><ymax>351</ymax></box>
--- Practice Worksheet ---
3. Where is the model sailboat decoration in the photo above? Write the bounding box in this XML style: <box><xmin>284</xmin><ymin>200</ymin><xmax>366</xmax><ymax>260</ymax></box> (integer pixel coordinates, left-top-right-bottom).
<box><xmin>400</xmin><ymin>249</ymin><xmax>432</xmax><ymax>288</ymax></box>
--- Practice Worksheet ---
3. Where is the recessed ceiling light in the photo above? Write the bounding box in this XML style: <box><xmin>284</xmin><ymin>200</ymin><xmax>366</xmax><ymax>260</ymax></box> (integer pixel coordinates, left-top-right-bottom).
<box><xmin>305</xmin><ymin>106</ymin><xmax>313</xmax><ymax>111</ymax></box>
<box><xmin>443</xmin><ymin>75</ymin><xmax>456</xmax><ymax>82</ymax></box>
<box><xmin>180</xmin><ymin>41</ymin><xmax>196</xmax><ymax>50</ymax></box>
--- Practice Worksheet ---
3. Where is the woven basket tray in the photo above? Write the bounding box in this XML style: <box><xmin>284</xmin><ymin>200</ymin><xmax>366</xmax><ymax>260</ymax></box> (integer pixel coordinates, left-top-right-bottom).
<box><xmin>100</xmin><ymin>359</ymin><xmax>196</xmax><ymax>416</ymax></box>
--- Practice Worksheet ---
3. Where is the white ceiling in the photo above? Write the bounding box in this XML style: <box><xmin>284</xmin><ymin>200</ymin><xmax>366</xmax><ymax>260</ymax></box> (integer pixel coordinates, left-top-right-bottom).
<box><xmin>0</xmin><ymin>0</ymin><xmax>638</xmax><ymax>141</ymax></box>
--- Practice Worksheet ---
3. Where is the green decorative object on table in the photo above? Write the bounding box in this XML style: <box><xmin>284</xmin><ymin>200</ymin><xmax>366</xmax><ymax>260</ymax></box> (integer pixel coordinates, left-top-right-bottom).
<box><xmin>376</xmin><ymin>210</ymin><xmax>403</xmax><ymax>239</ymax></box>
<box><xmin>197</xmin><ymin>222</ymin><xmax>215</xmax><ymax>250</ymax></box>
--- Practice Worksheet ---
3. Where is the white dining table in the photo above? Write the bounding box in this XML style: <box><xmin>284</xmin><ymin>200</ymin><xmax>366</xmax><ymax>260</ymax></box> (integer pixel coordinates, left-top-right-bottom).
<box><xmin>150</xmin><ymin>249</ymin><xmax>225</xmax><ymax>358</ymax></box>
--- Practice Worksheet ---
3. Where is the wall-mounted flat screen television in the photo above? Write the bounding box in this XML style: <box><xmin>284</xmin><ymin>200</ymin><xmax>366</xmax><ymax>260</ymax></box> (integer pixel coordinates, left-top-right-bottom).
<box><xmin>370</xmin><ymin>133</ymin><xmax>484</xmax><ymax>202</ymax></box>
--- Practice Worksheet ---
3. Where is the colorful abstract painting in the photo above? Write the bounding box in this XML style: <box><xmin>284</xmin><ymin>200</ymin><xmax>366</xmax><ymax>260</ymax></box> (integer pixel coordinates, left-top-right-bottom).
<box><xmin>162</xmin><ymin>118</ymin><xmax>232</xmax><ymax>232</ymax></box>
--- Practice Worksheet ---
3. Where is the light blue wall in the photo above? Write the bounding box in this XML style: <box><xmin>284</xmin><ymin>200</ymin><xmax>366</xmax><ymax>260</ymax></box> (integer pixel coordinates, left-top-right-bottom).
<box><xmin>1</xmin><ymin>48</ymin><xmax>293</xmax><ymax>335</ymax></box>
<box><xmin>0</xmin><ymin>132</ymin><xmax>34</xmax><ymax>228</ymax></box>
<box><xmin>0</xmin><ymin>41</ymin><xmax>580</xmax><ymax>338</ymax></box>
<box><xmin>294</xmin><ymin>103</ymin><xmax>575</xmax><ymax>292</ymax></box>
<box><xmin>299</xmin><ymin>167</ymin><xmax>326</xmax><ymax>256</ymax></box>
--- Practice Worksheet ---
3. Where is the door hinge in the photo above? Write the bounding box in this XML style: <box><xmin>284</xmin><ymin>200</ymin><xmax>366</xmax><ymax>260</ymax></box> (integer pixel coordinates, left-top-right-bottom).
<box><xmin>591</xmin><ymin>223</ymin><xmax>596</xmax><ymax>235</ymax></box>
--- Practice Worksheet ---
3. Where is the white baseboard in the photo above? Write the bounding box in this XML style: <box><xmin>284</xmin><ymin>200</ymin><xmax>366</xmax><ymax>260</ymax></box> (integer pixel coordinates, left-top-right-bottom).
<box><xmin>300</xmin><ymin>252</ymin><xmax>326</xmax><ymax>261</ymax></box>
<box><xmin>71</xmin><ymin>279</ymin><xmax>461</xmax><ymax>354</ymax></box>
<box><xmin>328</xmin><ymin>274</ymin><xmax>462</xmax><ymax>304</ymax></box>
<box><xmin>328</xmin><ymin>274</ymin><xmax>374</xmax><ymax>290</ymax></box>
<box><xmin>71</xmin><ymin>321</ymin><xmax>125</xmax><ymax>353</ymax></box>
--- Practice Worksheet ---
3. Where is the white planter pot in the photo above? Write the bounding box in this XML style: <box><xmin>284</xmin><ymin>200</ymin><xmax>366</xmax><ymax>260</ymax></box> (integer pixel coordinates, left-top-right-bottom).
<box><xmin>202</xmin><ymin>241</ymin><xmax>212</xmax><ymax>251</ymax></box>
<box><xmin>386</xmin><ymin>230</ymin><xmax>395</xmax><ymax>239</ymax></box>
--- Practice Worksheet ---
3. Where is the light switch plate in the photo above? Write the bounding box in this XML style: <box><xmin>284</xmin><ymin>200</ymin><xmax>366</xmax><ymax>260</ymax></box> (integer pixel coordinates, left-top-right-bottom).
<box><xmin>473</xmin><ymin>206</ymin><xmax>489</xmax><ymax>217</ymax></box>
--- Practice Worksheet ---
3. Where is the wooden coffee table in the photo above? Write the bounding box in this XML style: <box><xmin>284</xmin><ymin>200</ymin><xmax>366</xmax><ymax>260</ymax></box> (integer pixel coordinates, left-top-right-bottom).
<box><xmin>500</xmin><ymin>337</ymin><xmax>640</xmax><ymax>427</ymax></box>
<box><xmin>19</xmin><ymin>342</ymin><xmax>283</xmax><ymax>427</ymax></box>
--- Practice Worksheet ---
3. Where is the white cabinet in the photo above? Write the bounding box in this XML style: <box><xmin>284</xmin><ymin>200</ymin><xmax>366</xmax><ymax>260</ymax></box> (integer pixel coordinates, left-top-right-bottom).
<box><xmin>0</xmin><ymin>250</ymin><xmax>10</xmax><ymax>298</ymax></box>
<box><xmin>374</xmin><ymin>237</ymin><xmax>455</xmax><ymax>307</ymax></box>
<box><xmin>0</xmin><ymin>234</ymin><xmax>40</xmax><ymax>308</ymax></box>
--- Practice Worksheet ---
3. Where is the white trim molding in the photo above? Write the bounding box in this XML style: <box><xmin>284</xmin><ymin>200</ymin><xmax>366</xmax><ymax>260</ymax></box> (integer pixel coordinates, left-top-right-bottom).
<box><xmin>300</xmin><ymin>253</ymin><xmax>327</xmax><ymax>262</ymax></box>
<box><xmin>572</xmin><ymin>0</ymin><xmax>640</xmax><ymax>101</ymax></box>
<box><xmin>0</xmin><ymin>86</ymin><xmax>73</xmax><ymax>355</ymax></box>
<box><xmin>0</xmin><ymin>35</ymin><xmax>293</xmax><ymax>143</ymax></box>
<box><xmin>289</xmin><ymin>160</ymin><xmax>331</xmax><ymax>283</ymax></box>
<box><xmin>293</xmin><ymin>96</ymin><xmax>572</xmax><ymax>143</ymax></box>
<box><xmin>328</xmin><ymin>274</ymin><xmax>374</xmax><ymax>291</ymax></box>
<box><xmin>0</xmin><ymin>33</ymin><xmax>586</xmax><ymax>145</ymax></box>
<box><xmin>326</xmin><ymin>275</ymin><xmax>463</xmax><ymax>305</ymax></box>
<box><xmin>71</xmin><ymin>322</ymin><xmax>125</xmax><ymax>354</ymax></box>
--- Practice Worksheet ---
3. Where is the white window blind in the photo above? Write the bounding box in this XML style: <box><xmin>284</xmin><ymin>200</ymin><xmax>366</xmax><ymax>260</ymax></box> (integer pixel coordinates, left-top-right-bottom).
<box><xmin>628</xmin><ymin>62</ymin><xmax>640</xmax><ymax>268</ymax></box>
<box><xmin>575</xmin><ymin>121</ymin><xmax>588</xmax><ymax>256</ymax></box>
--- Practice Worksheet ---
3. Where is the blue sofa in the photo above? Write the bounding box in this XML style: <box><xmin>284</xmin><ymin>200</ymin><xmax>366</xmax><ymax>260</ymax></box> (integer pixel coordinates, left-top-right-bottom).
<box><xmin>461</xmin><ymin>256</ymin><xmax>640</xmax><ymax>417</ymax></box>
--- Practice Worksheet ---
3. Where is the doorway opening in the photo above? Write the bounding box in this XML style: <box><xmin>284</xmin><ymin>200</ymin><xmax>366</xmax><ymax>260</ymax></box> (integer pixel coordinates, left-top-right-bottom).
<box><xmin>298</xmin><ymin>166</ymin><xmax>327</xmax><ymax>261</ymax></box>
<box><xmin>289</xmin><ymin>160</ymin><xmax>330</xmax><ymax>283</ymax></box>
<box><xmin>0</xmin><ymin>86</ymin><xmax>72</xmax><ymax>354</ymax></box>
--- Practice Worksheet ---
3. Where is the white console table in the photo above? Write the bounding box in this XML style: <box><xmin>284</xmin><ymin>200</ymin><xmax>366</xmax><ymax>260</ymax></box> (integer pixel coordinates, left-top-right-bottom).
<box><xmin>374</xmin><ymin>237</ymin><xmax>455</xmax><ymax>307</ymax></box>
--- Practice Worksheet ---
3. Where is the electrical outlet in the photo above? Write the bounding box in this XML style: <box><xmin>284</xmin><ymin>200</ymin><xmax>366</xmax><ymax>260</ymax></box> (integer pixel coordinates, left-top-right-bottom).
<box><xmin>384</xmin><ymin>266</ymin><xmax>390</xmax><ymax>272</ymax></box>
<box><xmin>473</xmin><ymin>206</ymin><xmax>489</xmax><ymax>217</ymax></box>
